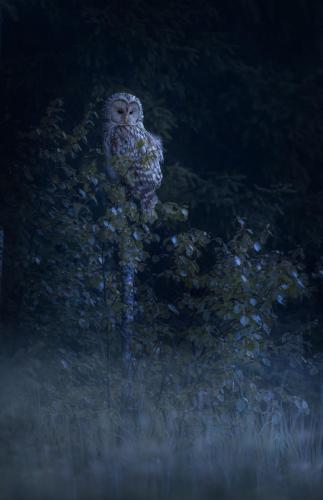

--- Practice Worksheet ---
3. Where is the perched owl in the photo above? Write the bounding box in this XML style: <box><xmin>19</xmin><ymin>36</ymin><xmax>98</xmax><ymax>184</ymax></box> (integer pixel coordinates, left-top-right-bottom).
<box><xmin>103</xmin><ymin>92</ymin><xmax>163</xmax><ymax>216</ymax></box>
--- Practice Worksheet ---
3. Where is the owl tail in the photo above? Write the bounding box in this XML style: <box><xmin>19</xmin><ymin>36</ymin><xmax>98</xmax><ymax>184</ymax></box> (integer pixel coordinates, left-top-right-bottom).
<box><xmin>141</xmin><ymin>192</ymin><xmax>158</xmax><ymax>220</ymax></box>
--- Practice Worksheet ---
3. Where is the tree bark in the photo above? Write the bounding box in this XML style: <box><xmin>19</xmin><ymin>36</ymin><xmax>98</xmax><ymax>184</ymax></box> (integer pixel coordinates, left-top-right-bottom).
<box><xmin>121</xmin><ymin>256</ymin><xmax>135</xmax><ymax>378</ymax></box>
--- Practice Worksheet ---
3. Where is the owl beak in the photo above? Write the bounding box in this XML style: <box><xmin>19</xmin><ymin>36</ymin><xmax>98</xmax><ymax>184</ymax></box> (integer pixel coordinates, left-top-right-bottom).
<box><xmin>124</xmin><ymin>114</ymin><xmax>129</xmax><ymax>125</ymax></box>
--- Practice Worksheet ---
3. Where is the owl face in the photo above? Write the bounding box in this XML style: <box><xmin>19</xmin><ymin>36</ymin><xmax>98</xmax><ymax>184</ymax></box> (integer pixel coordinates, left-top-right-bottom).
<box><xmin>106</xmin><ymin>93</ymin><xmax>143</xmax><ymax>127</ymax></box>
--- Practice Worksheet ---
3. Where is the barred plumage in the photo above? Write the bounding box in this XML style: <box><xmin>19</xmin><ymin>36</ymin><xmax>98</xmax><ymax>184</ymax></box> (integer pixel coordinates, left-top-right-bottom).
<box><xmin>103</xmin><ymin>92</ymin><xmax>163</xmax><ymax>215</ymax></box>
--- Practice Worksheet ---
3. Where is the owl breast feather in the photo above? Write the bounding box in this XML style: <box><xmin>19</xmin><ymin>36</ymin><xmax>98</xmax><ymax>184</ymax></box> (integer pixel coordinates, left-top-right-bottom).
<box><xmin>109</xmin><ymin>125</ymin><xmax>163</xmax><ymax>214</ymax></box>
<box><xmin>110</xmin><ymin>126</ymin><xmax>162</xmax><ymax>165</ymax></box>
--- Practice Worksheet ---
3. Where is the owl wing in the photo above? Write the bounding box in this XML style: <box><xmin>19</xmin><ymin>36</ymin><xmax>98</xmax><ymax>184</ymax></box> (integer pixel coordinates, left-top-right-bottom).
<box><xmin>103</xmin><ymin>125</ymin><xmax>119</xmax><ymax>181</ymax></box>
<box><xmin>147</xmin><ymin>132</ymin><xmax>163</xmax><ymax>163</ymax></box>
<box><xmin>135</xmin><ymin>133</ymin><xmax>163</xmax><ymax>189</ymax></box>
<box><xmin>140</xmin><ymin>132</ymin><xmax>163</xmax><ymax>186</ymax></box>
<box><xmin>133</xmin><ymin>132</ymin><xmax>163</xmax><ymax>213</ymax></box>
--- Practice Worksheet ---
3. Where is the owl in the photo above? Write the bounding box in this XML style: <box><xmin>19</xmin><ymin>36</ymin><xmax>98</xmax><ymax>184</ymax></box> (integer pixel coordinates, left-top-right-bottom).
<box><xmin>103</xmin><ymin>92</ymin><xmax>163</xmax><ymax>216</ymax></box>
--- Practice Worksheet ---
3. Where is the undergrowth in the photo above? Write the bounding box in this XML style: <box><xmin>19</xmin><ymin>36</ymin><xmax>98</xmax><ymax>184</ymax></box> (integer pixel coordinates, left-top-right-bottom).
<box><xmin>1</xmin><ymin>342</ymin><xmax>322</xmax><ymax>500</ymax></box>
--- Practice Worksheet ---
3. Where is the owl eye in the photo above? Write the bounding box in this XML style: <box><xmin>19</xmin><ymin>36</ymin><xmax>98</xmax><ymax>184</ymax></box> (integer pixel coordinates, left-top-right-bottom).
<box><xmin>117</xmin><ymin>109</ymin><xmax>123</xmax><ymax>114</ymax></box>
<box><xmin>130</xmin><ymin>110</ymin><xmax>133</xmax><ymax>114</ymax></box>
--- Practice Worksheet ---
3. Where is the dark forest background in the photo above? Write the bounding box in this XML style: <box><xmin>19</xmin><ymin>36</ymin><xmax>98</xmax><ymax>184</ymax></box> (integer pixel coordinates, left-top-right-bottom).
<box><xmin>1</xmin><ymin>0</ymin><xmax>322</xmax><ymax>335</ymax></box>
<box><xmin>1</xmin><ymin>2</ymin><xmax>323</xmax><ymax>499</ymax></box>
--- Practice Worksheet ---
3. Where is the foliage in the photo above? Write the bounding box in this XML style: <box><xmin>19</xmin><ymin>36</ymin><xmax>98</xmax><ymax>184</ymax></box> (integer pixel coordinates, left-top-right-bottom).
<box><xmin>1</xmin><ymin>0</ymin><xmax>323</xmax><ymax>257</ymax></box>
<box><xmin>6</xmin><ymin>95</ymin><xmax>315</xmax><ymax>417</ymax></box>
<box><xmin>0</xmin><ymin>5</ymin><xmax>322</xmax><ymax>499</ymax></box>
<box><xmin>0</xmin><ymin>0</ymin><xmax>322</xmax><ymax>416</ymax></box>
<box><xmin>1</xmin><ymin>340</ymin><xmax>323</xmax><ymax>500</ymax></box>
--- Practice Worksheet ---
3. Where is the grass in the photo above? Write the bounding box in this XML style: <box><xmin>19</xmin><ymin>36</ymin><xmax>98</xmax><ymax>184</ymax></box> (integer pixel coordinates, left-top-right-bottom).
<box><xmin>0</xmin><ymin>342</ymin><xmax>323</xmax><ymax>500</ymax></box>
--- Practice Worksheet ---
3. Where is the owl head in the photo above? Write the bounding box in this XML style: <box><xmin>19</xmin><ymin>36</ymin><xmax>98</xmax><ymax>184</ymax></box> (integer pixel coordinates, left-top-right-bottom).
<box><xmin>105</xmin><ymin>92</ymin><xmax>143</xmax><ymax>126</ymax></box>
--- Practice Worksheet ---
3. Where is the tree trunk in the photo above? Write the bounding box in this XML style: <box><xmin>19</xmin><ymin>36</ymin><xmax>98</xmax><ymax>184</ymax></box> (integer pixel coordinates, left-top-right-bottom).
<box><xmin>121</xmin><ymin>256</ymin><xmax>135</xmax><ymax>378</ymax></box>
